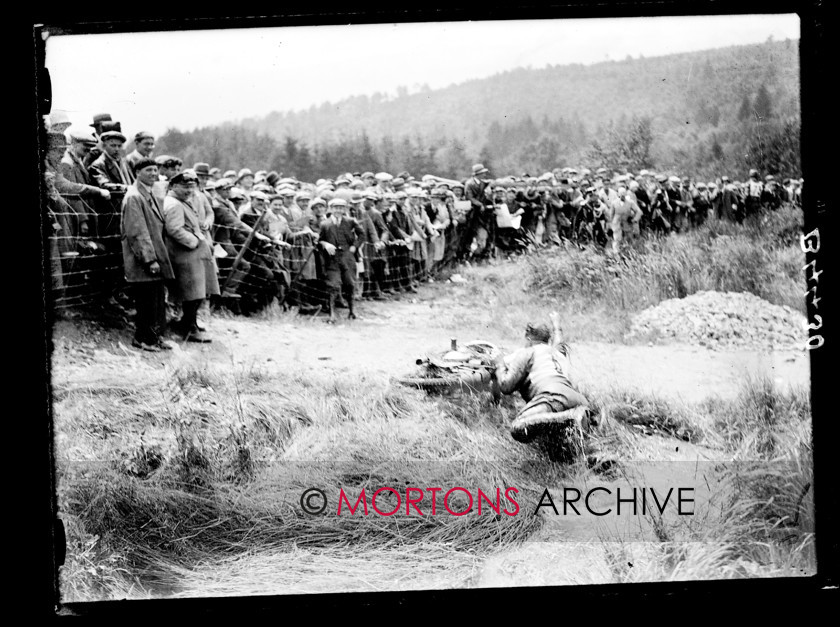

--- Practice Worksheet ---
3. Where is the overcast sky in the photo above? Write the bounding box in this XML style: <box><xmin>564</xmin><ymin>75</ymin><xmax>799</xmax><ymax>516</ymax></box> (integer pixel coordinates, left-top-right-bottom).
<box><xmin>45</xmin><ymin>14</ymin><xmax>799</xmax><ymax>137</ymax></box>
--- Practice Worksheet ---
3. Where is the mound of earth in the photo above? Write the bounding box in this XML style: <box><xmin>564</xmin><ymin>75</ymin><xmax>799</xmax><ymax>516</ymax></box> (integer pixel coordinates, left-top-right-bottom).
<box><xmin>627</xmin><ymin>291</ymin><xmax>807</xmax><ymax>350</ymax></box>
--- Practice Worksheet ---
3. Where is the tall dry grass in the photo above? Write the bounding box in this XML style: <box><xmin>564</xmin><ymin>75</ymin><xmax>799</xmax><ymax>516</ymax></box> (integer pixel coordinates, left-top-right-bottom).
<box><xmin>524</xmin><ymin>206</ymin><xmax>806</xmax><ymax>341</ymax></box>
<box><xmin>586</xmin><ymin>376</ymin><xmax>814</xmax><ymax>583</ymax></box>
<box><xmin>56</xmin><ymin>359</ymin><xmax>555</xmax><ymax>601</ymax></box>
<box><xmin>56</xmin><ymin>351</ymin><xmax>814</xmax><ymax>598</ymax></box>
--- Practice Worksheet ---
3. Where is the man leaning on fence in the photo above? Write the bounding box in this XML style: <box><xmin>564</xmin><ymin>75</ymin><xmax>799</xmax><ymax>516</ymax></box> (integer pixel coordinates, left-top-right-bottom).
<box><xmin>120</xmin><ymin>157</ymin><xmax>175</xmax><ymax>352</ymax></box>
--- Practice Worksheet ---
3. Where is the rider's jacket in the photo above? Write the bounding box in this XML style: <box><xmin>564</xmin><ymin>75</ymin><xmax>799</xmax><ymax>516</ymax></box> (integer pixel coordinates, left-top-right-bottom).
<box><xmin>496</xmin><ymin>343</ymin><xmax>574</xmax><ymax>402</ymax></box>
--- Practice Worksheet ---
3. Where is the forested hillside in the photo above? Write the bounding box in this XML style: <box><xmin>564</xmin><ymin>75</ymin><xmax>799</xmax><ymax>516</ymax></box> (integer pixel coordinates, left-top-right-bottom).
<box><xmin>157</xmin><ymin>38</ymin><xmax>800</xmax><ymax>180</ymax></box>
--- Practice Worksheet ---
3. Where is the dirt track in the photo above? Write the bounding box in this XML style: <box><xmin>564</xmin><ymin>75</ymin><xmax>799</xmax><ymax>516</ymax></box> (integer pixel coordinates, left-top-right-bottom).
<box><xmin>179</xmin><ymin>281</ymin><xmax>810</xmax><ymax>404</ymax></box>
<box><xmin>53</xmin><ymin>279</ymin><xmax>810</xmax><ymax>402</ymax></box>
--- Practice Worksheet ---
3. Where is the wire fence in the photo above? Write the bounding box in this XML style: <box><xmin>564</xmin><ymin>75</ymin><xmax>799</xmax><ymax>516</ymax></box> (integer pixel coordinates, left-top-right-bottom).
<box><xmin>45</xmin><ymin>189</ymin><xmax>797</xmax><ymax>316</ymax></box>
<box><xmin>46</xmin><ymin>192</ymin><xmax>455</xmax><ymax>314</ymax></box>
<box><xmin>47</xmin><ymin>191</ymin><xmax>128</xmax><ymax>310</ymax></box>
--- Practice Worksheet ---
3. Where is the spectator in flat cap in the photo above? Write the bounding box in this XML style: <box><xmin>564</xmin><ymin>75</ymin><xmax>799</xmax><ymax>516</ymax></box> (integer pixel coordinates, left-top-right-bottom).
<box><xmin>358</xmin><ymin>192</ymin><xmax>390</xmax><ymax>298</ymax></box>
<box><xmin>386</xmin><ymin>192</ymin><xmax>418</xmax><ymax>293</ymax></box>
<box><xmin>120</xmin><ymin>158</ymin><xmax>175</xmax><ymax>351</ymax></box>
<box><xmin>126</xmin><ymin>131</ymin><xmax>155</xmax><ymax>174</ymax></box>
<box><xmin>154</xmin><ymin>155</ymin><xmax>182</xmax><ymax>182</ymax></box>
<box><xmin>462</xmin><ymin>163</ymin><xmax>494</xmax><ymax>261</ymax></box>
<box><xmin>428</xmin><ymin>188</ymin><xmax>450</xmax><ymax>272</ymax></box>
<box><xmin>90</xmin><ymin>129</ymin><xmax>135</xmax><ymax>191</ymax></box>
<box><xmin>44</xmin><ymin>132</ymin><xmax>106</xmax><ymax>280</ymax></box>
<box><xmin>374</xmin><ymin>172</ymin><xmax>394</xmax><ymax>195</ymax></box>
<box><xmin>209</xmin><ymin>167</ymin><xmax>222</xmax><ymax>181</ymax></box>
<box><xmin>163</xmin><ymin>170</ymin><xmax>219</xmax><ymax>342</ymax></box>
<box><xmin>192</xmin><ymin>164</ymin><xmax>218</xmax><ymax>252</ymax></box>
<box><xmin>274</xmin><ymin>187</ymin><xmax>302</xmax><ymax>224</ymax></box>
<box><xmin>319</xmin><ymin>198</ymin><xmax>366</xmax><ymax>321</ymax></box>
<box><xmin>272</xmin><ymin>189</ymin><xmax>319</xmax><ymax>305</ymax></box>
<box><xmin>211</xmin><ymin>177</ymin><xmax>268</xmax><ymax>297</ymax></box>
<box><xmin>59</xmin><ymin>127</ymin><xmax>113</xmax><ymax>238</ymax></box>
<box><xmin>208</xmin><ymin>178</ymin><xmax>263</xmax><ymax>262</ymax></box>
<box><xmin>606</xmin><ymin>186</ymin><xmax>642</xmax><ymax>254</ymax></box>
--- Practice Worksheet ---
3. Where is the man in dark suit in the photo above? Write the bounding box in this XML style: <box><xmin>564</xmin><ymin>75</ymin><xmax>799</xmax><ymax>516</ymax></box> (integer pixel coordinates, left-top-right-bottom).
<box><xmin>463</xmin><ymin>163</ymin><xmax>493</xmax><ymax>260</ymax></box>
<box><xmin>90</xmin><ymin>130</ymin><xmax>135</xmax><ymax>191</ymax></box>
<box><xmin>361</xmin><ymin>192</ymin><xmax>391</xmax><ymax>297</ymax></box>
<box><xmin>319</xmin><ymin>198</ymin><xmax>365</xmax><ymax>322</ymax></box>
<box><xmin>60</xmin><ymin>128</ymin><xmax>110</xmax><ymax>238</ymax></box>
<box><xmin>386</xmin><ymin>191</ymin><xmax>417</xmax><ymax>294</ymax></box>
<box><xmin>120</xmin><ymin>158</ymin><xmax>175</xmax><ymax>351</ymax></box>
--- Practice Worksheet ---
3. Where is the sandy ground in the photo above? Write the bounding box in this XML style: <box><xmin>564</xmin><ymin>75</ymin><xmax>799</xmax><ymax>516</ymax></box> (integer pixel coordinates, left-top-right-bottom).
<box><xmin>112</xmin><ymin>280</ymin><xmax>810</xmax><ymax>402</ymax></box>
<box><xmin>50</xmin><ymin>279</ymin><xmax>813</xmax><ymax>595</ymax></box>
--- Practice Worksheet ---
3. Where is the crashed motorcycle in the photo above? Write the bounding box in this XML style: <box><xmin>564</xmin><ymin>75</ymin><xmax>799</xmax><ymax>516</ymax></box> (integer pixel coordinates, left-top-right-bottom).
<box><xmin>395</xmin><ymin>339</ymin><xmax>592</xmax><ymax>461</ymax></box>
<box><xmin>395</xmin><ymin>338</ymin><xmax>502</xmax><ymax>401</ymax></box>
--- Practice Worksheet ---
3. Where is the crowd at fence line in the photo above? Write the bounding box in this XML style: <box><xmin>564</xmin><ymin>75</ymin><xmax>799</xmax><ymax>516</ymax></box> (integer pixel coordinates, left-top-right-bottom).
<box><xmin>42</xmin><ymin>111</ymin><xmax>803</xmax><ymax>349</ymax></box>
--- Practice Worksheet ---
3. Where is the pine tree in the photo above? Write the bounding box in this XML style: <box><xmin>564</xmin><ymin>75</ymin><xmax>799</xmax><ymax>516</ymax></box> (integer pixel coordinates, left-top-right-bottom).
<box><xmin>711</xmin><ymin>135</ymin><xmax>724</xmax><ymax>162</ymax></box>
<box><xmin>737</xmin><ymin>95</ymin><xmax>752</xmax><ymax>122</ymax></box>
<box><xmin>753</xmin><ymin>84</ymin><xmax>773</xmax><ymax>121</ymax></box>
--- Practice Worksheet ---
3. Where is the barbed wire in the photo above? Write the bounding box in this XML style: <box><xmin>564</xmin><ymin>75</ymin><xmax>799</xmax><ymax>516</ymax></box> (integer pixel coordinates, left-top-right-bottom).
<box><xmin>45</xmin><ymin>189</ymin><xmax>792</xmax><ymax>311</ymax></box>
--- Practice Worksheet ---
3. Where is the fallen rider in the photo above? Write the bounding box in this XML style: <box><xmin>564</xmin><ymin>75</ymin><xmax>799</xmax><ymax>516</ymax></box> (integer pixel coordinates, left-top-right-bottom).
<box><xmin>492</xmin><ymin>312</ymin><xmax>591</xmax><ymax>452</ymax></box>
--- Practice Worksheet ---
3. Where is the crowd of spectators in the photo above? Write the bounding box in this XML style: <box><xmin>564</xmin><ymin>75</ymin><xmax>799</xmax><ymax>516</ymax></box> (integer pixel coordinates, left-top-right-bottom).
<box><xmin>42</xmin><ymin>110</ymin><xmax>803</xmax><ymax>351</ymax></box>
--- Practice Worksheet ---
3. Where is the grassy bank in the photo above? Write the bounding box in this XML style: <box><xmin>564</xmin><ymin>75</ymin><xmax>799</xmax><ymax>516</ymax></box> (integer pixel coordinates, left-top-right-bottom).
<box><xmin>55</xmin><ymin>358</ymin><xmax>549</xmax><ymax>601</ymax></box>
<box><xmin>56</xmin><ymin>347</ymin><xmax>814</xmax><ymax>598</ymax></box>
<box><xmin>522</xmin><ymin>206</ymin><xmax>805</xmax><ymax>342</ymax></box>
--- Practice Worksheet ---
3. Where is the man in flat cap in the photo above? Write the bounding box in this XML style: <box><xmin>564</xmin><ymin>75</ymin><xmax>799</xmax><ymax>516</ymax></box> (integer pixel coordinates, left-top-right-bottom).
<box><xmin>606</xmin><ymin>186</ymin><xmax>642</xmax><ymax>254</ymax></box>
<box><xmin>163</xmin><ymin>170</ymin><xmax>219</xmax><ymax>342</ymax></box>
<box><xmin>374</xmin><ymin>172</ymin><xmax>393</xmax><ymax>196</ymax></box>
<box><xmin>192</xmin><ymin>163</ymin><xmax>217</xmax><ymax>246</ymax></box>
<box><xmin>126</xmin><ymin>131</ymin><xmax>156</xmax><ymax>174</ymax></box>
<box><xmin>120</xmin><ymin>157</ymin><xmax>175</xmax><ymax>351</ymax></box>
<box><xmin>59</xmin><ymin>128</ymin><xmax>113</xmax><ymax>238</ymax></box>
<box><xmin>359</xmin><ymin>191</ymin><xmax>391</xmax><ymax>298</ymax></box>
<box><xmin>90</xmin><ymin>129</ymin><xmax>135</xmax><ymax>191</ymax></box>
<box><xmin>211</xmin><ymin>179</ymin><xmax>275</xmax><ymax>304</ymax></box>
<box><xmin>386</xmin><ymin>192</ymin><xmax>419</xmax><ymax>293</ymax></box>
<box><xmin>319</xmin><ymin>198</ymin><xmax>365</xmax><ymax>321</ymax></box>
<box><xmin>463</xmin><ymin>164</ymin><xmax>494</xmax><ymax>261</ymax></box>
<box><xmin>744</xmin><ymin>169</ymin><xmax>763</xmax><ymax>220</ymax></box>
<box><xmin>45</xmin><ymin>131</ymin><xmax>111</xmax><ymax>245</ymax></box>
<box><xmin>154</xmin><ymin>155</ymin><xmax>182</xmax><ymax>183</ymax></box>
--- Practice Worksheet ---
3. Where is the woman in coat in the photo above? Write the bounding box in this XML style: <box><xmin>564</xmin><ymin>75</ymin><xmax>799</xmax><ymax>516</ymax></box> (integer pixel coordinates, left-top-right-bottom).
<box><xmin>163</xmin><ymin>170</ymin><xmax>219</xmax><ymax>342</ymax></box>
